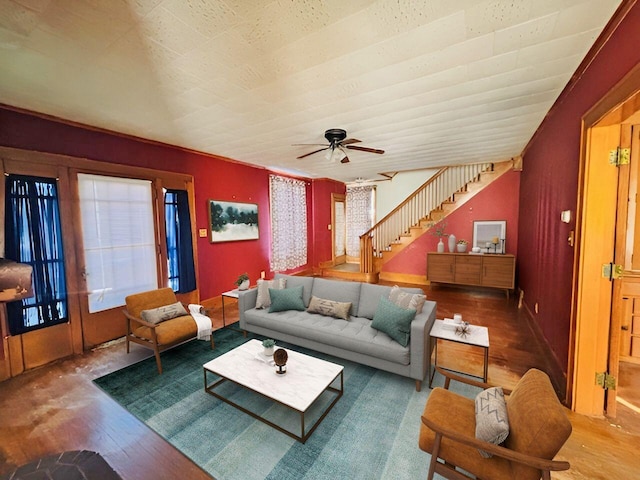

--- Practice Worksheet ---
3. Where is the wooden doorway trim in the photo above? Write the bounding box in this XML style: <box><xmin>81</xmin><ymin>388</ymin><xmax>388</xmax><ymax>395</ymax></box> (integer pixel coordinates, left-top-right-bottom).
<box><xmin>331</xmin><ymin>193</ymin><xmax>346</xmax><ymax>266</ymax></box>
<box><xmin>571</xmin><ymin>64</ymin><xmax>640</xmax><ymax>415</ymax></box>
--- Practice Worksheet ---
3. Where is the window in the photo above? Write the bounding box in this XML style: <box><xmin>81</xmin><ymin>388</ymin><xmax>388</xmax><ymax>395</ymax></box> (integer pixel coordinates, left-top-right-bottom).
<box><xmin>78</xmin><ymin>174</ymin><xmax>158</xmax><ymax>312</ymax></box>
<box><xmin>4</xmin><ymin>175</ymin><xmax>68</xmax><ymax>334</ymax></box>
<box><xmin>164</xmin><ymin>189</ymin><xmax>196</xmax><ymax>293</ymax></box>
<box><xmin>269</xmin><ymin>175</ymin><xmax>307</xmax><ymax>271</ymax></box>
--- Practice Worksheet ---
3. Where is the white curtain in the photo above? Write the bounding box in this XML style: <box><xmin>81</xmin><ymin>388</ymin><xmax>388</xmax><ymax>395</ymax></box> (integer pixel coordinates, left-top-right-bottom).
<box><xmin>269</xmin><ymin>175</ymin><xmax>307</xmax><ymax>271</ymax></box>
<box><xmin>78</xmin><ymin>174</ymin><xmax>158</xmax><ymax>313</ymax></box>
<box><xmin>346</xmin><ymin>185</ymin><xmax>375</xmax><ymax>257</ymax></box>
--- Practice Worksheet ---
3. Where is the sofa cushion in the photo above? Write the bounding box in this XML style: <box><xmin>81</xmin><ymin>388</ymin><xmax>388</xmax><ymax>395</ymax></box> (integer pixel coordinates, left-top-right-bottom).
<box><xmin>269</xmin><ymin>286</ymin><xmax>305</xmax><ymax>312</ymax></box>
<box><xmin>256</xmin><ymin>278</ymin><xmax>287</xmax><ymax>309</ymax></box>
<box><xmin>244</xmin><ymin>308</ymin><xmax>411</xmax><ymax>365</ymax></box>
<box><xmin>389</xmin><ymin>285</ymin><xmax>426</xmax><ymax>314</ymax></box>
<box><xmin>310</xmin><ymin>277</ymin><xmax>361</xmax><ymax>316</ymax></box>
<box><xmin>358</xmin><ymin>283</ymin><xmax>394</xmax><ymax>319</ymax></box>
<box><xmin>274</xmin><ymin>274</ymin><xmax>315</xmax><ymax>307</ymax></box>
<box><xmin>371</xmin><ymin>297</ymin><xmax>416</xmax><ymax>347</ymax></box>
<box><xmin>307</xmin><ymin>295</ymin><xmax>351</xmax><ymax>320</ymax></box>
<box><xmin>475</xmin><ymin>387</ymin><xmax>510</xmax><ymax>458</ymax></box>
<box><xmin>140</xmin><ymin>301</ymin><xmax>188</xmax><ymax>324</ymax></box>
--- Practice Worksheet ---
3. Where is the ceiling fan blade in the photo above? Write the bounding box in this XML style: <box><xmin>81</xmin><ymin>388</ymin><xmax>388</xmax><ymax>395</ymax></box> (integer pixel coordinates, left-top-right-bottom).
<box><xmin>340</xmin><ymin>156</ymin><xmax>350</xmax><ymax>164</ymax></box>
<box><xmin>297</xmin><ymin>147</ymin><xmax>330</xmax><ymax>159</ymax></box>
<box><xmin>292</xmin><ymin>143</ymin><xmax>330</xmax><ymax>146</ymax></box>
<box><xmin>340</xmin><ymin>138</ymin><xmax>361</xmax><ymax>145</ymax></box>
<box><xmin>345</xmin><ymin>145</ymin><xmax>385</xmax><ymax>154</ymax></box>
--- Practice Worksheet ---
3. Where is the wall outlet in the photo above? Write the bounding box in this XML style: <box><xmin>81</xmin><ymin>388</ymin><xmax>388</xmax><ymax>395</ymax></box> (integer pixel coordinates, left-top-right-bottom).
<box><xmin>328</xmin><ymin>224</ymin><xmax>332</xmax><ymax>230</ymax></box>
<box><xmin>198</xmin><ymin>228</ymin><xmax>207</xmax><ymax>238</ymax></box>
<box><xmin>260</xmin><ymin>270</ymin><xmax>265</xmax><ymax>279</ymax></box>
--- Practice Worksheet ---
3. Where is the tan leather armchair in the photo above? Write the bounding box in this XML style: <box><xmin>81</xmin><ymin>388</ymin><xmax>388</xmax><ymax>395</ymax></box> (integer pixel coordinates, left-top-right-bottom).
<box><xmin>124</xmin><ymin>288</ymin><xmax>214</xmax><ymax>374</ymax></box>
<box><xmin>419</xmin><ymin>367</ymin><xmax>571</xmax><ymax>480</ymax></box>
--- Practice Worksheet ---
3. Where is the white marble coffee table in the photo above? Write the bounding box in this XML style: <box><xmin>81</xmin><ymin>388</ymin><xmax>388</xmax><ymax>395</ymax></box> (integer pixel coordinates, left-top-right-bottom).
<box><xmin>203</xmin><ymin>339</ymin><xmax>343</xmax><ymax>443</ymax></box>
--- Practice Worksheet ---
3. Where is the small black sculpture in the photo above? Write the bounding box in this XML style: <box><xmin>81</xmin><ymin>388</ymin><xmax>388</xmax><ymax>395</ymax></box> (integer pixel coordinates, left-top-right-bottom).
<box><xmin>273</xmin><ymin>348</ymin><xmax>288</xmax><ymax>375</ymax></box>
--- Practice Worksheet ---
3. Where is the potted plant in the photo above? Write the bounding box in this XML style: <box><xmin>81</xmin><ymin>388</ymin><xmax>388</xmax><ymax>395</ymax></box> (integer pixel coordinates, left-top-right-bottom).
<box><xmin>456</xmin><ymin>239</ymin><xmax>468</xmax><ymax>253</ymax></box>
<box><xmin>262</xmin><ymin>338</ymin><xmax>276</xmax><ymax>356</ymax></box>
<box><xmin>428</xmin><ymin>220</ymin><xmax>447</xmax><ymax>252</ymax></box>
<box><xmin>235</xmin><ymin>272</ymin><xmax>250</xmax><ymax>290</ymax></box>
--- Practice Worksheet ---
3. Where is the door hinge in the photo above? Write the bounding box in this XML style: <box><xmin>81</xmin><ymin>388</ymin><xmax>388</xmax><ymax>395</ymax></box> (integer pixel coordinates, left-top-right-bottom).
<box><xmin>595</xmin><ymin>372</ymin><xmax>617</xmax><ymax>390</ymax></box>
<box><xmin>609</xmin><ymin>147</ymin><xmax>630</xmax><ymax>166</ymax></box>
<box><xmin>602</xmin><ymin>263</ymin><xmax>623</xmax><ymax>280</ymax></box>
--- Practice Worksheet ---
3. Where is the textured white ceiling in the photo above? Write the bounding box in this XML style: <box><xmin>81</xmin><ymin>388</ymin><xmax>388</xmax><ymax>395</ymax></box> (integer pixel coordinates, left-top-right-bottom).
<box><xmin>0</xmin><ymin>0</ymin><xmax>622</xmax><ymax>182</ymax></box>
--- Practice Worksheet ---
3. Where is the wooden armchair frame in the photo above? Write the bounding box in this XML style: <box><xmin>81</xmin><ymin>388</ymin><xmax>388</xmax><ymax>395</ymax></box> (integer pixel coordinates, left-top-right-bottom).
<box><xmin>124</xmin><ymin>289</ymin><xmax>214</xmax><ymax>374</ymax></box>
<box><xmin>421</xmin><ymin>366</ymin><xmax>571</xmax><ymax>480</ymax></box>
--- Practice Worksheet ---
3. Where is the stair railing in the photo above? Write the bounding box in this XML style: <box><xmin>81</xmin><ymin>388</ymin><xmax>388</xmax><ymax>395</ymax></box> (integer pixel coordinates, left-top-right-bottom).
<box><xmin>359</xmin><ymin>163</ymin><xmax>493</xmax><ymax>273</ymax></box>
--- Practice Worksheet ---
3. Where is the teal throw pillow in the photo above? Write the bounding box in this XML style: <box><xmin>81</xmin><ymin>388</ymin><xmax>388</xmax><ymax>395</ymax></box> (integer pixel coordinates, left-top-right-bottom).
<box><xmin>269</xmin><ymin>285</ymin><xmax>305</xmax><ymax>313</ymax></box>
<box><xmin>371</xmin><ymin>296</ymin><xmax>416</xmax><ymax>347</ymax></box>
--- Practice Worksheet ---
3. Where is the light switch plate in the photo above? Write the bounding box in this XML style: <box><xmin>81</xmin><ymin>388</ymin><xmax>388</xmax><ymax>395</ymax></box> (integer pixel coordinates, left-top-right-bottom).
<box><xmin>561</xmin><ymin>210</ymin><xmax>571</xmax><ymax>223</ymax></box>
<box><xmin>198</xmin><ymin>228</ymin><xmax>207</xmax><ymax>238</ymax></box>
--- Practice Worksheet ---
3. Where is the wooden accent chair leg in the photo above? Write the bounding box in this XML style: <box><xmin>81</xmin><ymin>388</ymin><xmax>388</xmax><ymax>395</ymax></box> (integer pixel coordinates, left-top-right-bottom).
<box><xmin>125</xmin><ymin>335</ymin><xmax>130</xmax><ymax>353</ymax></box>
<box><xmin>153</xmin><ymin>346</ymin><xmax>163</xmax><ymax>374</ymax></box>
<box><xmin>416</xmin><ymin>380</ymin><xmax>422</xmax><ymax>392</ymax></box>
<box><xmin>427</xmin><ymin>432</ymin><xmax>443</xmax><ymax>480</ymax></box>
<box><xmin>209</xmin><ymin>334</ymin><xmax>215</xmax><ymax>350</ymax></box>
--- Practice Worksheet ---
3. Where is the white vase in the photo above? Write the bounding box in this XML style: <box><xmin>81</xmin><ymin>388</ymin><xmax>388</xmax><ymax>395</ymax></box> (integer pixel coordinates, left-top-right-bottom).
<box><xmin>456</xmin><ymin>243</ymin><xmax>467</xmax><ymax>253</ymax></box>
<box><xmin>437</xmin><ymin>239</ymin><xmax>445</xmax><ymax>253</ymax></box>
<box><xmin>238</xmin><ymin>279</ymin><xmax>250</xmax><ymax>290</ymax></box>
<box><xmin>448</xmin><ymin>234</ymin><xmax>456</xmax><ymax>253</ymax></box>
<box><xmin>264</xmin><ymin>346</ymin><xmax>274</xmax><ymax>356</ymax></box>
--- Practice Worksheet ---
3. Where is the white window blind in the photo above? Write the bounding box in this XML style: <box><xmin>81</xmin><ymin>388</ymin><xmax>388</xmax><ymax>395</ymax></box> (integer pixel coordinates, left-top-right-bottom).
<box><xmin>78</xmin><ymin>174</ymin><xmax>158</xmax><ymax>313</ymax></box>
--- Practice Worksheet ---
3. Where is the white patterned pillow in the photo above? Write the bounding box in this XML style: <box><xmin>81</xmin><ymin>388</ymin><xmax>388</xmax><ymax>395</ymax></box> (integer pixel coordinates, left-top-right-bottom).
<box><xmin>307</xmin><ymin>296</ymin><xmax>352</xmax><ymax>321</ymax></box>
<box><xmin>389</xmin><ymin>285</ymin><xmax>426</xmax><ymax>314</ymax></box>
<box><xmin>140</xmin><ymin>302</ymin><xmax>188</xmax><ymax>325</ymax></box>
<box><xmin>475</xmin><ymin>387</ymin><xmax>510</xmax><ymax>458</ymax></box>
<box><xmin>256</xmin><ymin>278</ymin><xmax>286</xmax><ymax>309</ymax></box>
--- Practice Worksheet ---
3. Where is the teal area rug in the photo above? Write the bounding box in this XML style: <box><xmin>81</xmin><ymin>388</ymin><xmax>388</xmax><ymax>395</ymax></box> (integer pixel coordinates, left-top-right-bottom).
<box><xmin>94</xmin><ymin>329</ymin><xmax>480</xmax><ymax>480</ymax></box>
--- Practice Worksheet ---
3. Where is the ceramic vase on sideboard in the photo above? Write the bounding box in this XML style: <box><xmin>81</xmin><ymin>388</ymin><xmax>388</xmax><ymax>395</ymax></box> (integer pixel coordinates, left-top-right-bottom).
<box><xmin>448</xmin><ymin>233</ymin><xmax>456</xmax><ymax>253</ymax></box>
<box><xmin>437</xmin><ymin>239</ymin><xmax>445</xmax><ymax>252</ymax></box>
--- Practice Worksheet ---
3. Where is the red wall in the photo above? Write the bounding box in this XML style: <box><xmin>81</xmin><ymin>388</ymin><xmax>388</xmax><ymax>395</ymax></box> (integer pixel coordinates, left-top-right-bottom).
<box><xmin>0</xmin><ymin>107</ymin><xmax>340</xmax><ymax>300</ymax></box>
<box><xmin>517</xmin><ymin>2</ymin><xmax>640</xmax><ymax>373</ymax></box>
<box><xmin>383</xmin><ymin>170</ymin><xmax>520</xmax><ymax>275</ymax></box>
<box><xmin>310</xmin><ymin>179</ymin><xmax>346</xmax><ymax>266</ymax></box>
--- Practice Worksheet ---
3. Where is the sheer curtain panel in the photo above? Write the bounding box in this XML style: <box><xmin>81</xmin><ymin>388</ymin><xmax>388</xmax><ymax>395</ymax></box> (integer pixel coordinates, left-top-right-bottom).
<box><xmin>78</xmin><ymin>174</ymin><xmax>158</xmax><ymax>313</ymax></box>
<box><xmin>346</xmin><ymin>185</ymin><xmax>375</xmax><ymax>257</ymax></box>
<box><xmin>269</xmin><ymin>175</ymin><xmax>307</xmax><ymax>271</ymax></box>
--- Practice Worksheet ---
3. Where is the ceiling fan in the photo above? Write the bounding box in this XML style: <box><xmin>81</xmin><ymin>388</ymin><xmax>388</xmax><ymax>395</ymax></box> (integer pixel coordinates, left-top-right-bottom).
<box><xmin>294</xmin><ymin>128</ymin><xmax>384</xmax><ymax>164</ymax></box>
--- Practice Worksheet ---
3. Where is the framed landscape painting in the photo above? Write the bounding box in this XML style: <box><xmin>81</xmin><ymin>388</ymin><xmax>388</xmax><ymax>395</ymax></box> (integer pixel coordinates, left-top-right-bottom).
<box><xmin>208</xmin><ymin>200</ymin><xmax>259</xmax><ymax>243</ymax></box>
<box><xmin>472</xmin><ymin>220</ymin><xmax>506</xmax><ymax>253</ymax></box>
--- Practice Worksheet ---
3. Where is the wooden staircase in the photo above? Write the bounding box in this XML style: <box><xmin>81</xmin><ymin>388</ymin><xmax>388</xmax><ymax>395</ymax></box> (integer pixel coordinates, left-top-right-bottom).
<box><xmin>321</xmin><ymin>159</ymin><xmax>515</xmax><ymax>282</ymax></box>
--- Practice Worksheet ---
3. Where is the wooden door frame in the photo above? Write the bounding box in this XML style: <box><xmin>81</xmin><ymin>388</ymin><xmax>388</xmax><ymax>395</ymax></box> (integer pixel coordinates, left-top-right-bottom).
<box><xmin>571</xmin><ymin>65</ymin><xmax>640</xmax><ymax>415</ymax></box>
<box><xmin>331</xmin><ymin>193</ymin><xmax>346</xmax><ymax>266</ymax></box>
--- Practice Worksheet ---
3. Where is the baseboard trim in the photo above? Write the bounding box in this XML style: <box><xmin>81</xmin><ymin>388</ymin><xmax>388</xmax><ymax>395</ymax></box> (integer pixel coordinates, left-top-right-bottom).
<box><xmin>521</xmin><ymin>298</ymin><xmax>568</xmax><ymax>404</ymax></box>
<box><xmin>378</xmin><ymin>272</ymin><xmax>427</xmax><ymax>285</ymax></box>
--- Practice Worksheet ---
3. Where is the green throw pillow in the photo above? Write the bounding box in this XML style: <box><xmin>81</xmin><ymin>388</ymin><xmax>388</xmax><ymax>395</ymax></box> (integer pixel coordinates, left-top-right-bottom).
<box><xmin>371</xmin><ymin>296</ymin><xmax>416</xmax><ymax>347</ymax></box>
<box><xmin>269</xmin><ymin>285</ymin><xmax>305</xmax><ymax>312</ymax></box>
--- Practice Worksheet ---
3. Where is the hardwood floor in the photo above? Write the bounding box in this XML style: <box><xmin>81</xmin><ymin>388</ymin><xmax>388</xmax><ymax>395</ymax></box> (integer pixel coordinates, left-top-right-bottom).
<box><xmin>0</xmin><ymin>283</ymin><xmax>638</xmax><ymax>479</ymax></box>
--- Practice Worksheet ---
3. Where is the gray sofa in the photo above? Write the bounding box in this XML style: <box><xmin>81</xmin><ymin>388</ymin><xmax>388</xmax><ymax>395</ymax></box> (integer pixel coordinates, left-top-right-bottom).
<box><xmin>238</xmin><ymin>274</ymin><xmax>436</xmax><ymax>391</ymax></box>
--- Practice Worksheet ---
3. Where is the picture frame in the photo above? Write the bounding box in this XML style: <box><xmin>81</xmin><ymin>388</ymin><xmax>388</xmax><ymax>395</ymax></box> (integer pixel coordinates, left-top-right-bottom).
<box><xmin>208</xmin><ymin>200</ymin><xmax>259</xmax><ymax>243</ymax></box>
<box><xmin>472</xmin><ymin>220</ymin><xmax>506</xmax><ymax>254</ymax></box>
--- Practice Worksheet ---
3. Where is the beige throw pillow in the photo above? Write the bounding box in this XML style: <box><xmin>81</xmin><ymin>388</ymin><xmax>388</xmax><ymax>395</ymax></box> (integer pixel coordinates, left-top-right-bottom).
<box><xmin>140</xmin><ymin>301</ymin><xmax>188</xmax><ymax>324</ymax></box>
<box><xmin>389</xmin><ymin>285</ymin><xmax>426</xmax><ymax>314</ymax></box>
<box><xmin>256</xmin><ymin>278</ymin><xmax>286</xmax><ymax>309</ymax></box>
<box><xmin>475</xmin><ymin>387</ymin><xmax>510</xmax><ymax>458</ymax></box>
<box><xmin>307</xmin><ymin>296</ymin><xmax>351</xmax><ymax>321</ymax></box>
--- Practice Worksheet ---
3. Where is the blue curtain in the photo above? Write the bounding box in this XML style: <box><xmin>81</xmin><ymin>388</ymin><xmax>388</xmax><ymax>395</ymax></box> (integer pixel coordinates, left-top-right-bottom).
<box><xmin>165</xmin><ymin>189</ymin><xmax>196</xmax><ymax>293</ymax></box>
<box><xmin>4</xmin><ymin>175</ymin><xmax>68</xmax><ymax>335</ymax></box>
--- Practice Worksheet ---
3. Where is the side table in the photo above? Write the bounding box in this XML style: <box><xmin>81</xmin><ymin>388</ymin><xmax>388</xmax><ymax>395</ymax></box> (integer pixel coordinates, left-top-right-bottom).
<box><xmin>429</xmin><ymin>319</ymin><xmax>489</xmax><ymax>387</ymax></box>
